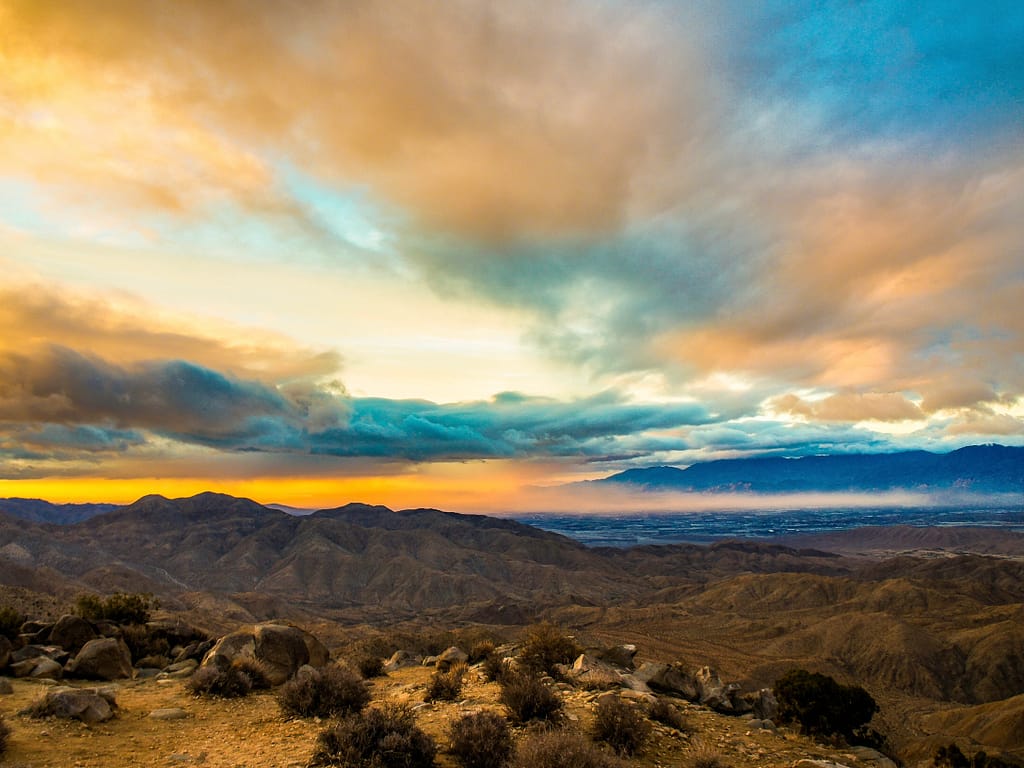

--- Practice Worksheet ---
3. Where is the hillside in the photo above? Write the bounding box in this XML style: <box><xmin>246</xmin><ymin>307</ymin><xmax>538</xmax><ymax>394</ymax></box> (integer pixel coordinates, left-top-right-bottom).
<box><xmin>0</xmin><ymin>497</ymin><xmax>119</xmax><ymax>525</ymax></box>
<box><xmin>600</xmin><ymin>444</ymin><xmax>1024</xmax><ymax>494</ymax></box>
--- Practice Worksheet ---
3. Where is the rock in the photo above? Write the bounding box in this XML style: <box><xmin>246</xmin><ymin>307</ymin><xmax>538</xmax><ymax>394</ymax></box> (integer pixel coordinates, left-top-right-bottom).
<box><xmin>422</xmin><ymin>655</ymin><xmax>438</xmax><ymax>667</ymax></box>
<box><xmin>568</xmin><ymin>653</ymin><xmax>624</xmax><ymax>690</ymax></box>
<box><xmin>0</xmin><ymin>635</ymin><xmax>12</xmax><ymax>667</ymax></box>
<box><xmin>596</xmin><ymin>644</ymin><xmax>638</xmax><ymax>670</ymax></box>
<box><xmin>0</xmin><ymin>677</ymin><xmax>12</xmax><ymax>694</ymax></box>
<box><xmin>135</xmin><ymin>668</ymin><xmax>161</xmax><ymax>679</ymax></box>
<box><xmin>201</xmin><ymin>623</ymin><xmax>329</xmax><ymax>685</ymax></box>
<box><xmin>149</xmin><ymin>707</ymin><xmax>190</xmax><ymax>720</ymax></box>
<box><xmin>751</xmin><ymin>687</ymin><xmax>778</xmax><ymax>720</ymax></box>
<box><xmin>793</xmin><ymin>761</ymin><xmax>850</xmax><ymax>768</ymax></box>
<box><xmin>635</xmin><ymin>662</ymin><xmax>699</xmax><ymax>700</ymax></box>
<box><xmin>384</xmin><ymin>650</ymin><xmax>422</xmax><ymax>672</ymax></box>
<box><xmin>48</xmin><ymin>615</ymin><xmax>98</xmax><ymax>653</ymax></box>
<box><xmin>694</xmin><ymin>666</ymin><xmax>750</xmax><ymax>714</ymax></box>
<box><xmin>436</xmin><ymin>646</ymin><xmax>469</xmax><ymax>671</ymax></box>
<box><xmin>65</xmin><ymin>637</ymin><xmax>134</xmax><ymax>680</ymax></box>
<box><xmin>11</xmin><ymin>658</ymin><xmax>40</xmax><ymax>678</ymax></box>
<box><xmin>12</xmin><ymin>644</ymin><xmax>66</xmax><ymax>663</ymax></box>
<box><xmin>25</xmin><ymin>687</ymin><xmax>115</xmax><ymax>724</ymax></box>
<box><xmin>747</xmin><ymin>718</ymin><xmax>777</xmax><ymax>731</ymax></box>
<box><xmin>620</xmin><ymin>674</ymin><xmax>652</xmax><ymax>693</ymax></box>
<box><xmin>30</xmin><ymin>657</ymin><xmax>63</xmax><ymax>680</ymax></box>
<box><xmin>174</xmin><ymin>639</ymin><xmax>213</xmax><ymax>663</ymax></box>
<box><xmin>165</xmin><ymin>659</ymin><xmax>199</xmax><ymax>674</ymax></box>
<box><xmin>847</xmin><ymin>747</ymin><xmax>898</xmax><ymax>768</ymax></box>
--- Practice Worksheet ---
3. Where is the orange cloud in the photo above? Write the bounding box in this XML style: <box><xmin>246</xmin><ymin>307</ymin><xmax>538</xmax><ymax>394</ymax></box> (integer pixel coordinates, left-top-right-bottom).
<box><xmin>770</xmin><ymin>392</ymin><xmax>923</xmax><ymax>423</ymax></box>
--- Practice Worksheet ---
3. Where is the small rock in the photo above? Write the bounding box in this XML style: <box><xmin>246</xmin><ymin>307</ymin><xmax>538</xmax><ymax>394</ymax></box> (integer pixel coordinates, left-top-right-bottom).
<box><xmin>0</xmin><ymin>677</ymin><xmax>12</xmax><ymax>694</ymax></box>
<box><xmin>149</xmin><ymin>708</ymin><xmax>190</xmax><ymax>720</ymax></box>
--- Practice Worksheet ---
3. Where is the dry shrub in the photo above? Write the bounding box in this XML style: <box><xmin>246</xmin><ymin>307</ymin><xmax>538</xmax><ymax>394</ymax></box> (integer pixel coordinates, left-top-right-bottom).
<box><xmin>232</xmin><ymin>657</ymin><xmax>273</xmax><ymax>690</ymax></box>
<box><xmin>510</xmin><ymin>730</ymin><xmax>624</xmax><ymax>768</ymax></box>
<box><xmin>0</xmin><ymin>714</ymin><xmax>10</xmax><ymax>755</ymax></box>
<box><xmin>120</xmin><ymin>623</ymin><xmax>170</xmax><ymax>663</ymax></box>
<box><xmin>426</xmin><ymin>662</ymin><xmax>467</xmax><ymax>702</ymax></box>
<box><xmin>279</xmin><ymin>664</ymin><xmax>370</xmax><ymax>718</ymax></box>
<box><xmin>518</xmin><ymin>623</ymin><xmax>582</xmax><ymax>676</ymax></box>
<box><xmin>356</xmin><ymin>654</ymin><xmax>385</xmax><ymax>679</ymax></box>
<box><xmin>311</xmin><ymin>703</ymin><xmax>436</xmax><ymax>768</ymax></box>
<box><xmin>591</xmin><ymin>696</ymin><xmax>650</xmax><ymax>756</ymax></box>
<box><xmin>469</xmin><ymin>640</ymin><xmax>496</xmax><ymax>664</ymax></box>
<box><xmin>498</xmin><ymin>670</ymin><xmax>563</xmax><ymax>725</ymax></box>
<box><xmin>448</xmin><ymin>710</ymin><xmax>513</xmax><ymax>768</ymax></box>
<box><xmin>647</xmin><ymin>698</ymin><xmax>688</xmax><ymax>732</ymax></box>
<box><xmin>186</xmin><ymin>664</ymin><xmax>253</xmax><ymax>698</ymax></box>
<box><xmin>482</xmin><ymin>651</ymin><xmax>508</xmax><ymax>683</ymax></box>
<box><xmin>690</xmin><ymin>740</ymin><xmax>727</xmax><ymax>768</ymax></box>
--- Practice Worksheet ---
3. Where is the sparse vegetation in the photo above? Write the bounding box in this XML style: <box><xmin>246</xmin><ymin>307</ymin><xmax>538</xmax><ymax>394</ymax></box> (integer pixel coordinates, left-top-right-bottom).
<box><xmin>448</xmin><ymin>710</ymin><xmax>513</xmax><ymax>768</ymax></box>
<box><xmin>590</xmin><ymin>696</ymin><xmax>651</xmax><ymax>756</ymax></box>
<box><xmin>233</xmin><ymin>657</ymin><xmax>273</xmax><ymax>690</ymax></box>
<box><xmin>311</xmin><ymin>703</ymin><xmax>437</xmax><ymax>768</ymax></box>
<box><xmin>0</xmin><ymin>606</ymin><xmax>25</xmax><ymax>640</ymax></box>
<box><xmin>510</xmin><ymin>730</ymin><xmax>624</xmax><ymax>768</ymax></box>
<box><xmin>647</xmin><ymin>698</ymin><xmax>688</xmax><ymax>731</ymax></box>
<box><xmin>426</xmin><ymin>661</ymin><xmax>467</xmax><ymax>702</ymax></box>
<box><xmin>518</xmin><ymin>622</ymin><xmax>582</xmax><ymax>676</ymax></box>
<box><xmin>498</xmin><ymin>670</ymin><xmax>564</xmax><ymax>725</ymax></box>
<box><xmin>186</xmin><ymin>663</ymin><xmax>253</xmax><ymax>698</ymax></box>
<box><xmin>482</xmin><ymin>650</ymin><xmax>508</xmax><ymax>682</ymax></box>
<box><xmin>773</xmin><ymin>669</ymin><xmax>879</xmax><ymax>743</ymax></box>
<box><xmin>934</xmin><ymin>743</ymin><xmax>1021</xmax><ymax>768</ymax></box>
<box><xmin>469</xmin><ymin>640</ymin><xmax>496</xmax><ymax>663</ymax></box>
<box><xmin>120</xmin><ymin>623</ymin><xmax>170</xmax><ymax>663</ymax></box>
<box><xmin>0</xmin><ymin>714</ymin><xmax>10</xmax><ymax>757</ymax></box>
<box><xmin>690</xmin><ymin>741</ymin><xmax>727</xmax><ymax>768</ymax></box>
<box><xmin>278</xmin><ymin>664</ymin><xmax>370</xmax><ymax>718</ymax></box>
<box><xmin>74</xmin><ymin>592</ymin><xmax>158</xmax><ymax>625</ymax></box>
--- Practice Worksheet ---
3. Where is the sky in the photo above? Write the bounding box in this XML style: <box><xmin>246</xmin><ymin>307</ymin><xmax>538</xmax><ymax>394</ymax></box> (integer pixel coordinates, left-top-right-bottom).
<box><xmin>1</xmin><ymin>0</ymin><xmax>1022</xmax><ymax>511</ymax></box>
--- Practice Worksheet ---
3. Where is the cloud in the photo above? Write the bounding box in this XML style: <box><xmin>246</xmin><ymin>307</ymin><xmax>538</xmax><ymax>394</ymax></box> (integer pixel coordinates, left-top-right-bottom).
<box><xmin>770</xmin><ymin>392</ymin><xmax>924</xmax><ymax>422</ymax></box>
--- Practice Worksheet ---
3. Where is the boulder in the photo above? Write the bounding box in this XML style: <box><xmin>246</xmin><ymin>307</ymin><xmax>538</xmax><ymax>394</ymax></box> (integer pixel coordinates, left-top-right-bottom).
<box><xmin>749</xmin><ymin>687</ymin><xmax>778</xmax><ymax>720</ymax></box>
<box><xmin>847</xmin><ymin>747</ymin><xmax>898</xmax><ymax>768</ymax></box>
<box><xmin>30</xmin><ymin>657</ymin><xmax>63</xmax><ymax>680</ymax></box>
<box><xmin>436</xmin><ymin>646</ymin><xmax>469</xmax><ymax>671</ymax></box>
<box><xmin>48</xmin><ymin>614</ymin><xmax>97</xmax><ymax>653</ymax></box>
<box><xmin>149</xmin><ymin>707</ymin><xmax>189</xmax><ymax>720</ymax></box>
<box><xmin>10</xmin><ymin>659</ymin><xmax>40</xmax><ymax>677</ymax></box>
<box><xmin>568</xmin><ymin>653</ymin><xmax>624</xmax><ymax>690</ymax></box>
<box><xmin>12</xmin><ymin>644</ymin><xmax>67</xmax><ymax>664</ymax></box>
<box><xmin>596</xmin><ymin>644</ymin><xmax>638</xmax><ymax>670</ymax></box>
<box><xmin>0</xmin><ymin>677</ymin><xmax>12</xmax><ymax>694</ymax></box>
<box><xmin>694</xmin><ymin>667</ymin><xmax>752</xmax><ymax>715</ymax></box>
<box><xmin>383</xmin><ymin>650</ymin><xmax>422</xmax><ymax>672</ymax></box>
<box><xmin>173</xmin><ymin>639</ymin><xmax>213</xmax><ymax>663</ymax></box>
<box><xmin>201</xmin><ymin>623</ymin><xmax>329</xmax><ymax>685</ymax></box>
<box><xmin>65</xmin><ymin>637</ymin><xmax>134</xmax><ymax>680</ymax></box>
<box><xmin>635</xmin><ymin>662</ymin><xmax>698</xmax><ymax>700</ymax></box>
<box><xmin>25</xmin><ymin>686</ymin><xmax>116</xmax><ymax>724</ymax></box>
<box><xmin>0</xmin><ymin>635</ymin><xmax>11</xmax><ymax>667</ymax></box>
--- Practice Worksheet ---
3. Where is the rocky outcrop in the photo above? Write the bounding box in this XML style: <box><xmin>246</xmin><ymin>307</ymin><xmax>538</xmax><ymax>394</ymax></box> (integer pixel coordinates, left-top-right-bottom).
<box><xmin>384</xmin><ymin>650</ymin><xmax>422</xmax><ymax>672</ymax></box>
<box><xmin>65</xmin><ymin>638</ymin><xmax>133</xmax><ymax>680</ymax></box>
<box><xmin>635</xmin><ymin>662</ymin><xmax>698</xmax><ymax>700</ymax></box>
<box><xmin>595</xmin><ymin>644</ymin><xmax>638</xmax><ymax>670</ymax></box>
<box><xmin>567</xmin><ymin>653</ymin><xmax>624</xmax><ymax>690</ymax></box>
<box><xmin>435</xmin><ymin>646</ymin><xmax>469</xmax><ymax>671</ymax></box>
<box><xmin>201</xmin><ymin>623</ymin><xmax>329</xmax><ymax>685</ymax></box>
<box><xmin>695</xmin><ymin>666</ymin><xmax>751</xmax><ymax>714</ymax></box>
<box><xmin>24</xmin><ymin>686</ymin><xmax>117</xmax><ymax>724</ymax></box>
<box><xmin>48</xmin><ymin>614</ymin><xmax>98</xmax><ymax>653</ymax></box>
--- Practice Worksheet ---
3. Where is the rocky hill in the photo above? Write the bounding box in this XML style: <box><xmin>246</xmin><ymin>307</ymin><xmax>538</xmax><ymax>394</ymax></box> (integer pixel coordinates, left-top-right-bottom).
<box><xmin>0</xmin><ymin>497</ymin><xmax>119</xmax><ymax>525</ymax></box>
<box><xmin>1</xmin><ymin>492</ymin><xmax>1023</xmax><ymax>764</ymax></box>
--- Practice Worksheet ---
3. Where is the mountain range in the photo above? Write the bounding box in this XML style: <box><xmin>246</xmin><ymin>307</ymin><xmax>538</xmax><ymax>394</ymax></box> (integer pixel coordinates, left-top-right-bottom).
<box><xmin>600</xmin><ymin>444</ymin><xmax>1024</xmax><ymax>494</ymax></box>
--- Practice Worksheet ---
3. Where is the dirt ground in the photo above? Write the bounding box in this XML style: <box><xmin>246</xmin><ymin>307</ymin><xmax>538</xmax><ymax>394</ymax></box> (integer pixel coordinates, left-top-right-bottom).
<box><xmin>0</xmin><ymin>665</ymin><xmax>870</xmax><ymax>768</ymax></box>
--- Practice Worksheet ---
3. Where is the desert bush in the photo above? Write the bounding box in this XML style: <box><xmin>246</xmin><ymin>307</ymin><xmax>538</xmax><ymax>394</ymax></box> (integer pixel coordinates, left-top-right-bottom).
<box><xmin>426</xmin><ymin>662</ymin><xmax>467</xmax><ymax>702</ymax></box>
<box><xmin>934</xmin><ymin>743</ymin><xmax>1020</xmax><ymax>768</ymax></box>
<box><xmin>482</xmin><ymin>651</ymin><xmax>508</xmax><ymax>683</ymax></box>
<box><xmin>518</xmin><ymin>623</ymin><xmax>582</xmax><ymax>676</ymax></box>
<box><xmin>120</xmin><ymin>623</ymin><xmax>170</xmax><ymax>663</ymax></box>
<box><xmin>469</xmin><ymin>640</ymin><xmax>496</xmax><ymax>664</ymax></box>
<box><xmin>74</xmin><ymin>592</ymin><xmax>157</xmax><ymax>625</ymax></box>
<box><xmin>311</xmin><ymin>703</ymin><xmax>437</xmax><ymax>768</ymax></box>
<box><xmin>510</xmin><ymin>730</ymin><xmax>624</xmax><ymax>768</ymax></box>
<box><xmin>773</xmin><ymin>669</ymin><xmax>878</xmax><ymax>743</ymax></box>
<box><xmin>0</xmin><ymin>606</ymin><xmax>25</xmax><ymax>640</ymax></box>
<box><xmin>690</xmin><ymin>741</ymin><xmax>726</xmax><ymax>768</ymax></box>
<box><xmin>186</xmin><ymin>663</ymin><xmax>253</xmax><ymax>698</ymax></box>
<box><xmin>279</xmin><ymin>664</ymin><xmax>370</xmax><ymax>718</ymax></box>
<box><xmin>0</xmin><ymin>714</ymin><xmax>9</xmax><ymax>756</ymax></box>
<box><xmin>590</xmin><ymin>696</ymin><xmax>650</xmax><ymax>756</ymax></box>
<box><xmin>355</xmin><ymin>654</ymin><xmax>385</xmax><ymax>679</ymax></box>
<box><xmin>498</xmin><ymin>670</ymin><xmax>563</xmax><ymax>725</ymax></box>
<box><xmin>233</xmin><ymin>657</ymin><xmax>273</xmax><ymax>690</ymax></box>
<box><xmin>647</xmin><ymin>698</ymin><xmax>687</xmax><ymax>732</ymax></box>
<box><xmin>448</xmin><ymin>710</ymin><xmax>513</xmax><ymax>768</ymax></box>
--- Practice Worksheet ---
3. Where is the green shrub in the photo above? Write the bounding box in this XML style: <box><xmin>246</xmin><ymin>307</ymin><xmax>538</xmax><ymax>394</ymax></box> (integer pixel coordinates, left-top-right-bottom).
<box><xmin>426</xmin><ymin>662</ymin><xmax>467</xmax><ymax>702</ymax></box>
<box><xmin>498</xmin><ymin>670</ymin><xmax>563</xmax><ymax>725</ymax></box>
<box><xmin>591</xmin><ymin>696</ymin><xmax>651</xmax><ymax>756</ymax></box>
<box><xmin>647</xmin><ymin>698</ymin><xmax>687</xmax><ymax>732</ymax></box>
<box><xmin>311</xmin><ymin>703</ymin><xmax>437</xmax><ymax>768</ymax></box>
<box><xmin>773</xmin><ymin>669</ymin><xmax>878</xmax><ymax>743</ymax></box>
<box><xmin>510</xmin><ymin>730</ymin><xmax>624</xmax><ymax>768</ymax></box>
<box><xmin>279</xmin><ymin>664</ymin><xmax>370</xmax><ymax>718</ymax></box>
<box><xmin>448</xmin><ymin>710</ymin><xmax>513</xmax><ymax>768</ymax></box>
<box><xmin>0</xmin><ymin>606</ymin><xmax>25</xmax><ymax>640</ymax></box>
<box><xmin>186</xmin><ymin>663</ymin><xmax>253</xmax><ymax>698</ymax></box>
<box><xmin>74</xmin><ymin>592</ymin><xmax>157</xmax><ymax>625</ymax></box>
<box><xmin>518</xmin><ymin>623</ymin><xmax>581</xmax><ymax>676</ymax></box>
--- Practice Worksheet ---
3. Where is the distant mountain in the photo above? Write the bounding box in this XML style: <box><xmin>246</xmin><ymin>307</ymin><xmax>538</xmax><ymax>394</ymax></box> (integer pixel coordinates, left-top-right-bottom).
<box><xmin>0</xmin><ymin>497</ymin><xmax>119</xmax><ymax>525</ymax></box>
<box><xmin>600</xmin><ymin>444</ymin><xmax>1024</xmax><ymax>494</ymax></box>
